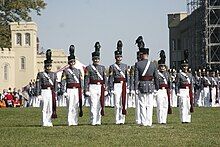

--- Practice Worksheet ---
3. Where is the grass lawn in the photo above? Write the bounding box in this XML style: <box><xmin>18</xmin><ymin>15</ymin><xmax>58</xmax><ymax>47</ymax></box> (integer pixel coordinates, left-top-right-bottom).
<box><xmin>0</xmin><ymin>107</ymin><xmax>220</xmax><ymax>146</ymax></box>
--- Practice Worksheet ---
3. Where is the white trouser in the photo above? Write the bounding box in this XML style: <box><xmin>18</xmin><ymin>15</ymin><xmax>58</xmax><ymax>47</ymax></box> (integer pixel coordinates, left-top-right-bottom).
<box><xmin>41</xmin><ymin>89</ymin><xmax>53</xmax><ymax>126</ymax></box>
<box><xmin>156</xmin><ymin>89</ymin><xmax>168</xmax><ymax>124</ymax></box>
<box><xmin>66</xmin><ymin>88</ymin><xmax>79</xmax><ymax>126</ymax></box>
<box><xmin>171</xmin><ymin>88</ymin><xmax>178</xmax><ymax>107</ymax></box>
<box><xmin>139</xmin><ymin>93</ymin><xmax>154</xmax><ymax>126</ymax></box>
<box><xmin>127</xmin><ymin>92</ymin><xmax>136</xmax><ymax>108</ymax></box>
<box><xmin>179</xmin><ymin>88</ymin><xmax>191</xmax><ymax>123</ymax></box>
<box><xmin>135</xmin><ymin>93</ymin><xmax>141</xmax><ymax>124</ymax></box>
<box><xmin>110</xmin><ymin>92</ymin><xmax>115</xmax><ymax>107</ymax></box>
<box><xmin>210</xmin><ymin>87</ymin><xmax>217</xmax><ymax>107</ymax></box>
<box><xmin>114</xmin><ymin>83</ymin><xmax>126</xmax><ymax>124</ymax></box>
<box><xmin>105</xmin><ymin>95</ymin><xmax>110</xmax><ymax>106</ymax></box>
<box><xmin>89</xmin><ymin>84</ymin><xmax>102</xmax><ymax>125</ymax></box>
<box><xmin>202</xmin><ymin>87</ymin><xmax>211</xmax><ymax>107</ymax></box>
<box><xmin>196</xmin><ymin>90</ymin><xmax>203</xmax><ymax>107</ymax></box>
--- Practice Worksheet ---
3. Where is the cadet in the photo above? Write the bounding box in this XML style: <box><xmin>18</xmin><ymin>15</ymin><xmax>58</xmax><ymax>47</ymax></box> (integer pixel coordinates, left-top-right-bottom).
<box><xmin>176</xmin><ymin>50</ymin><xmax>194</xmax><ymax>123</ymax></box>
<box><xmin>209</xmin><ymin>68</ymin><xmax>218</xmax><ymax>107</ymax></box>
<box><xmin>134</xmin><ymin>44</ymin><xmax>159</xmax><ymax>126</ymax></box>
<box><xmin>36</xmin><ymin>49</ymin><xmax>58</xmax><ymax>127</ymax></box>
<box><xmin>84</xmin><ymin>42</ymin><xmax>108</xmax><ymax>125</ymax></box>
<box><xmin>156</xmin><ymin>50</ymin><xmax>172</xmax><ymax>124</ymax></box>
<box><xmin>108</xmin><ymin>40</ymin><xmax>129</xmax><ymax>124</ymax></box>
<box><xmin>61</xmin><ymin>45</ymin><xmax>83</xmax><ymax>126</ymax></box>
<box><xmin>170</xmin><ymin>68</ymin><xmax>178</xmax><ymax>107</ymax></box>
<box><xmin>194</xmin><ymin>68</ymin><xmax>203</xmax><ymax>107</ymax></box>
<box><xmin>201</xmin><ymin>67</ymin><xmax>211</xmax><ymax>107</ymax></box>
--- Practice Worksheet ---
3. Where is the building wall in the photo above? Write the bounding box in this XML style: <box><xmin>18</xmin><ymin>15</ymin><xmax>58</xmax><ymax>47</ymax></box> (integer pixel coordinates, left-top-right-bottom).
<box><xmin>168</xmin><ymin>10</ymin><xmax>203</xmax><ymax>70</ymax></box>
<box><xmin>0</xmin><ymin>22</ymin><xmax>69</xmax><ymax>92</ymax></box>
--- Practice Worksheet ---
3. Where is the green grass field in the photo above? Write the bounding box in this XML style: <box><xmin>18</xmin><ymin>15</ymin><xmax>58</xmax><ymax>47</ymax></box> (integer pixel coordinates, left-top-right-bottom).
<box><xmin>0</xmin><ymin>107</ymin><xmax>220</xmax><ymax>146</ymax></box>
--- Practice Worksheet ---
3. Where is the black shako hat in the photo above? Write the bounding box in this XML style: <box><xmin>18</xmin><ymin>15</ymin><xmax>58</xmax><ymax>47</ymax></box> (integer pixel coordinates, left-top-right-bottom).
<box><xmin>181</xmin><ymin>50</ymin><xmax>189</xmax><ymax>65</ymax></box>
<box><xmin>158</xmin><ymin>50</ymin><xmax>166</xmax><ymax>65</ymax></box>
<box><xmin>115</xmin><ymin>40</ymin><xmax>123</xmax><ymax>56</ymax></box>
<box><xmin>68</xmin><ymin>45</ymin><xmax>75</xmax><ymax>62</ymax></box>
<box><xmin>139</xmin><ymin>47</ymin><xmax>149</xmax><ymax>54</ymax></box>
<box><xmin>44</xmin><ymin>49</ymin><xmax>53</xmax><ymax>65</ymax></box>
<box><xmin>92</xmin><ymin>42</ymin><xmax>101</xmax><ymax>58</ymax></box>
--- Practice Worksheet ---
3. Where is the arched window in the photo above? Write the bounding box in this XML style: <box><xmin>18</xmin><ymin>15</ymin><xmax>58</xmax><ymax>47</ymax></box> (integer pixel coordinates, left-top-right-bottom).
<box><xmin>20</xmin><ymin>56</ymin><xmax>26</xmax><ymax>70</ymax></box>
<box><xmin>25</xmin><ymin>33</ymin><xmax>30</xmax><ymax>46</ymax></box>
<box><xmin>3</xmin><ymin>64</ymin><xmax>9</xmax><ymax>80</ymax></box>
<box><xmin>16</xmin><ymin>33</ymin><xmax>22</xmax><ymax>45</ymax></box>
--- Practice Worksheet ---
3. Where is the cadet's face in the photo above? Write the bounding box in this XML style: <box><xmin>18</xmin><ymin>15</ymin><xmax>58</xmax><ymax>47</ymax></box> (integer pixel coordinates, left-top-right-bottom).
<box><xmin>92</xmin><ymin>57</ymin><xmax>100</xmax><ymax>64</ymax></box>
<box><xmin>45</xmin><ymin>64</ymin><xmax>52</xmax><ymax>71</ymax></box>
<box><xmin>182</xmin><ymin>65</ymin><xmax>188</xmax><ymax>72</ymax></box>
<box><xmin>159</xmin><ymin>65</ymin><xmax>166</xmax><ymax>72</ymax></box>
<box><xmin>69</xmin><ymin>60</ymin><xmax>76</xmax><ymax>67</ymax></box>
<box><xmin>115</xmin><ymin>56</ymin><xmax>122</xmax><ymax>62</ymax></box>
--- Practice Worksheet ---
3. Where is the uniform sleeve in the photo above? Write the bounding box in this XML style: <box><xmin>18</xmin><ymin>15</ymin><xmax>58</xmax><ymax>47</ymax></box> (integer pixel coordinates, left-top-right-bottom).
<box><xmin>84</xmin><ymin>67</ymin><xmax>90</xmax><ymax>92</ymax></box>
<box><xmin>103</xmin><ymin>66</ymin><xmax>108</xmax><ymax>90</ymax></box>
<box><xmin>108</xmin><ymin>65</ymin><xmax>114</xmax><ymax>91</ymax></box>
<box><xmin>79</xmin><ymin>69</ymin><xmax>84</xmax><ymax>89</ymax></box>
<box><xmin>129</xmin><ymin>66</ymin><xmax>134</xmax><ymax>91</ymax></box>
<box><xmin>175</xmin><ymin>73</ymin><xmax>180</xmax><ymax>94</ymax></box>
<box><xmin>126</xmin><ymin>65</ymin><xmax>130</xmax><ymax>90</ymax></box>
<box><xmin>134</xmin><ymin>63</ymin><xmax>139</xmax><ymax>91</ymax></box>
<box><xmin>153</xmin><ymin>63</ymin><xmax>159</xmax><ymax>91</ymax></box>
<box><xmin>54</xmin><ymin>73</ymin><xmax>58</xmax><ymax>93</ymax></box>
<box><xmin>36</xmin><ymin>73</ymin><xmax>41</xmax><ymax>96</ymax></box>
<box><xmin>60</xmin><ymin>71</ymin><xmax>66</xmax><ymax>93</ymax></box>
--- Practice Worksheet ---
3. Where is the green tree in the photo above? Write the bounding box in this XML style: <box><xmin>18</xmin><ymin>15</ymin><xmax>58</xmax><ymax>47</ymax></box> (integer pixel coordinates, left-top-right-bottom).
<box><xmin>0</xmin><ymin>0</ymin><xmax>47</xmax><ymax>49</ymax></box>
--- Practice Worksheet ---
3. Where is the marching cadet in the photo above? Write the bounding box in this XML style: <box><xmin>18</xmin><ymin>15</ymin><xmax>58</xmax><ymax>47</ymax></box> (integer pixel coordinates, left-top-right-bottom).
<box><xmin>108</xmin><ymin>40</ymin><xmax>129</xmax><ymax>124</ymax></box>
<box><xmin>61</xmin><ymin>45</ymin><xmax>83</xmax><ymax>126</ymax></box>
<box><xmin>134</xmin><ymin>44</ymin><xmax>159</xmax><ymax>126</ymax></box>
<box><xmin>209</xmin><ymin>68</ymin><xmax>218</xmax><ymax>107</ymax></box>
<box><xmin>127</xmin><ymin>66</ymin><xmax>136</xmax><ymax>108</ymax></box>
<box><xmin>176</xmin><ymin>50</ymin><xmax>194</xmax><ymax>123</ymax></box>
<box><xmin>194</xmin><ymin>68</ymin><xmax>203</xmax><ymax>107</ymax></box>
<box><xmin>84</xmin><ymin>42</ymin><xmax>108</xmax><ymax>126</ymax></box>
<box><xmin>133</xmin><ymin>36</ymin><xmax>144</xmax><ymax>125</ymax></box>
<box><xmin>156</xmin><ymin>50</ymin><xmax>172</xmax><ymax>124</ymax></box>
<box><xmin>170</xmin><ymin>68</ymin><xmax>178</xmax><ymax>107</ymax></box>
<box><xmin>36</xmin><ymin>49</ymin><xmax>58</xmax><ymax>127</ymax></box>
<box><xmin>201</xmin><ymin>67</ymin><xmax>211</xmax><ymax>107</ymax></box>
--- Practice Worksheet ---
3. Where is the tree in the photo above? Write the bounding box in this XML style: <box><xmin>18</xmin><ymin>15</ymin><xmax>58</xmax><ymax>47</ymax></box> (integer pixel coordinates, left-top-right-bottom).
<box><xmin>0</xmin><ymin>0</ymin><xmax>47</xmax><ymax>49</ymax></box>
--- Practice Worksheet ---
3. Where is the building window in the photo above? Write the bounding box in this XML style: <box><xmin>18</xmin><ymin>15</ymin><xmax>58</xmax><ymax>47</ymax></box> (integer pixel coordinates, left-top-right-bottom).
<box><xmin>25</xmin><ymin>33</ymin><xmax>30</xmax><ymax>46</ymax></box>
<box><xmin>16</xmin><ymin>33</ymin><xmax>22</xmax><ymax>45</ymax></box>
<box><xmin>20</xmin><ymin>57</ymin><xmax>26</xmax><ymax>70</ymax></box>
<box><xmin>3</xmin><ymin>64</ymin><xmax>9</xmax><ymax>80</ymax></box>
<box><xmin>172</xmin><ymin>39</ymin><xmax>176</xmax><ymax>51</ymax></box>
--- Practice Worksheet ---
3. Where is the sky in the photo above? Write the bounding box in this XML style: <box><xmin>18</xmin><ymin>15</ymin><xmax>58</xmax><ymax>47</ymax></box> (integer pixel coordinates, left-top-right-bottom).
<box><xmin>31</xmin><ymin>0</ymin><xmax>187</xmax><ymax>66</ymax></box>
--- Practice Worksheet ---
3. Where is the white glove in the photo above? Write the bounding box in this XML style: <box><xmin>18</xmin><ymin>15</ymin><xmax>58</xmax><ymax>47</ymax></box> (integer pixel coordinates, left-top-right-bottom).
<box><xmin>104</xmin><ymin>91</ymin><xmax>108</xmax><ymax>96</ymax></box>
<box><xmin>37</xmin><ymin>95</ymin><xmax>43</xmax><ymax>100</ymax></box>
<box><xmin>135</xmin><ymin>90</ymin><xmax>139</xmax><ymax>95</ymax></box>
<box><xmin>153</xmin><ymin>90</ymin><xmax>158</xmax><ymax>96</ymax></box>
<box><xmin>63</xmin><ymin>92</ymin><xmax>68</xmax><ymax>97</ymax></box>
<box><xmin>131</xmin><ymin>90</ymin><xmax>135</xmax><ymax>94</ymax></box>
<box><xmin>85</xmin><ymin>91</ymin><xmax>91</xmax><ymax>96</ymax></box>
<box><xmin>176</xmin><ymin>93</ymin><xmax>180</xmax><ymax>97</ymax></box>
<box><xmin>111</xmin><ymin>90</ymin><xmax>115</xmax><ymax>94</ymax></box>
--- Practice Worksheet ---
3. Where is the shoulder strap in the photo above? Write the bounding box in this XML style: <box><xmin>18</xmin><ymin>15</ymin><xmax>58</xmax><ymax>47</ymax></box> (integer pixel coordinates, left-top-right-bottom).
<box><xmin>142</xmin><ymin>60</ymin><xmax>151</xmax><ymax>76</ymax></box>
<box><xmin>67</xmin><ymin>68</ymin><xmax>79</xmax><ymax>83</ymax></box>
<box><xmin>91</xmin><ymin>65</ymin><xmax>103</xmax><ymax>80</ymax></box>
<box><xmin>158</xmin><ymin>71</ymin><xmax>167</xmax><ymax>84</ymax></box>
<box><xmin>180</xmin><ymin>72</ymin><xmax>190</xmax><ymax>84</ymax></box>
<box><xmin>43</xmin><ymin>72</ymin><xmax>54</xmax><ymax>85</ymax></box>
<box><xmin>114</xmin><ymin>64</ymin><xmax>125</xmax><ymax>78</ymax></box>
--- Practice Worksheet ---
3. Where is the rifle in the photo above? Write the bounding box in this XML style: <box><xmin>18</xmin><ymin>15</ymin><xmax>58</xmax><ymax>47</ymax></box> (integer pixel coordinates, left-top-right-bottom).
<box><xmin>51</xmin><ymin>90</ymin><xmax>57</xmax><ymax>119</ymax></box>
<box><xmin>166</xmin><ymin>88</ymin><xmax>172</xmax><ymax>114</ymax></box>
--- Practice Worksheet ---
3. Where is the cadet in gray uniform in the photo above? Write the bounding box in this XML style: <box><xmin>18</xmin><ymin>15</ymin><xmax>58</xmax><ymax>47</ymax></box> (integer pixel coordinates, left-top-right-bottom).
<box><xmin>108</xmin><ymin>40</ymin><xmax>129</xmax><ymax>124</ymax></box>
<box><xmin>36</xmin><ymin>49</ymin><xmax>58</xmax><ymax>127</ymax></box>
<box><xmin>156</xmin><ymin>50</ymin><xmax>172</xmax><ymax>124</ymax></box>
<box><xmin>134</xmin><ymin>46</ymin><xmax>159</xmax><ymax>126</ymax></box>
<box><xmin>194</xmin><ymin>68</ymin><xmax>203</xmax><ymax>107</ymax></box>
<box><xmin>201</xmin><ymin>68</ymin><xmax>211</xmax><ymax>107</ymax></box>
<box><xmin>84</xmin><ymin>42</ymin><xmax>108</xmax><ymax>125</ymax></box>
<box><xmin>175</xmin><ymin>50</ymin><xmax>194</xmax><ymax>123</ymax></box>
<box><xmin>61</xmin><ymin>45</ymin><xmax>83</xmax><ymax>126</ymax></box>
<box><xmin>209</xmin><ymin>68</ymin><xmax>218</xmax><ymax>107</ymax></box>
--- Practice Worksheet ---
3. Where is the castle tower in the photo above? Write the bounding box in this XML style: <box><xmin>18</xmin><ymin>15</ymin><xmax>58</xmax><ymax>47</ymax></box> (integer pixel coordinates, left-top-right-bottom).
<box><xmin>10</xmin><ymin>22</ymin><xmax>38</xmax><ymax>89</ymax></box>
